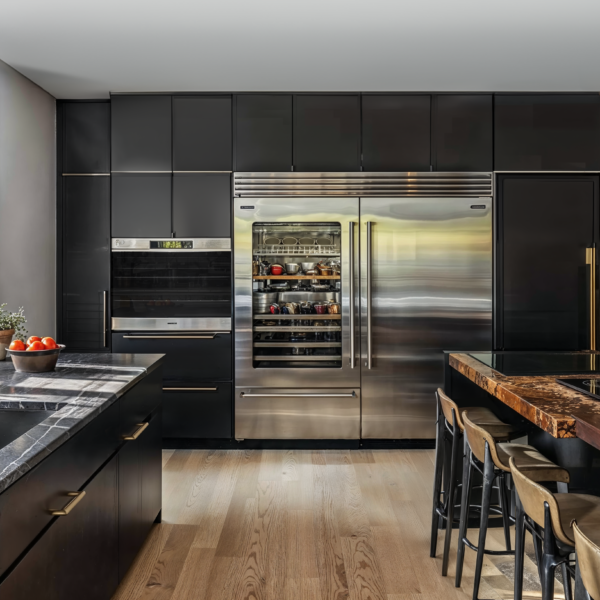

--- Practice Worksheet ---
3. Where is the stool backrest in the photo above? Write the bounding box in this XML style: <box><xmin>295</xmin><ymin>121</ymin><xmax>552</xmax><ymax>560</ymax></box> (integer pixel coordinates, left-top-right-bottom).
<box><xmin>509</xmin><ymin>457</ymin><xmax>573</xmax><ymax>546</ymax></box>
<box><xmin>436</xmin><ymin>388</ymin><xmax>463</xmax><ymax>430</ymax></box>
<box><xmin>462</xmin><ymin>411</ymin><xmax>498</xmax><ymax>465</ymax></box>
<box><xmin>573</xmin><ymin>520</ymin><xmax>600</xmax><ymax>600</ymax></box>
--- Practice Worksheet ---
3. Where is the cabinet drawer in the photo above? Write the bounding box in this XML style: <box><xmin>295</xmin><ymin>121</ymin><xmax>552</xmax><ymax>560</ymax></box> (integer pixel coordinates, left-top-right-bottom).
<box><xmin>119</xmin><ymin>368</ymin><xmax>163</xmax><ymax>439</ymax></box>
<box><xmin>163</xmin><ymin>383</ymin><xmax>232</xmax><ymax>438</ymax></box>
<box><xmin>112</xmin><ymin>332</ymin><xmax>232</xmax><ymax>382</ymax></box>
<box><xmin>0</xmin><ymin>400</ymin><xmax>120</xmax><ymax>577</ymax></box>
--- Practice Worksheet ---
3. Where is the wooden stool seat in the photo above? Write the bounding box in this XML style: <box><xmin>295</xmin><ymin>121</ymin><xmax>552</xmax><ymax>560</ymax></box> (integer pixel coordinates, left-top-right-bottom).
<box><xmin>496</xmin><ymin>443</ymin><xmax>570</xmax><ymax>478</ymax></box>
<box><xmin>555</xmin><ymin>494</ymin><xmax>600</xmax><ymax>546</ymax></box>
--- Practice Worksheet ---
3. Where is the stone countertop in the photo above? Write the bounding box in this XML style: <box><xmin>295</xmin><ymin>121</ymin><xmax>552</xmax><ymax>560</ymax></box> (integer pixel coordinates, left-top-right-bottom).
<box><xmin>0</xmin><ymin>353</ymin><xmax>164</xmax><ymax>493</ymax></box>
<box><xmin>449</xmin><ymin>353</ymin><xmax>600</xmax><ymax>439</ymax></box>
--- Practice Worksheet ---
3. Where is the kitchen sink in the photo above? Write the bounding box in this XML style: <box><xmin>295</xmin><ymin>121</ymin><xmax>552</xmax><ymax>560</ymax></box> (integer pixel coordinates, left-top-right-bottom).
<box><xmin>0</xmin><ymin>409</ymin><xmax>56</xmax><ymax>449</ymax></box>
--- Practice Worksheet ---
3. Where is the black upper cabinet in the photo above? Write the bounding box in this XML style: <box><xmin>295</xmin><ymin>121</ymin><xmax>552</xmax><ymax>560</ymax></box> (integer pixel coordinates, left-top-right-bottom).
<box><xmin>111</xmin><ymin>174</ymin><xmax>171</xmax><ymax>238</ymax></box>
<box><xmin>432</xmin><ymin>95</ymin><xmax>493</xmax><ymax>172</ymax></box>
<box><xmin>173</xmin><ymin>173</ymin><xmax>230</xmax><ymax>238</ymax></box>
<box><xmin>62</xmin><ymin>102</ymin><xmax>110</xmax><ymax>173</ymax></box>
<box><xmin>294</xmin><ymin>95</ymin><xmax>360</xmax><ymax>172</ymax></box>
<box><xmin>173</xmin><ymin>96</ymin><xmax>232</xmax><ymax>171</ymax></box>
<box><xmin>111</xmin><ymin>95</ymin><xmax>171</xmax><ymax>172</ymax></box>
<box><xmin>362</xmin><ymin>95</ymin><xmax>431</xmax><ymax>172</ymax></box>
<box><xmin>236</xmin><ymin>95</ymin><xmax>293</xmax><ymax>171</ymax></box>
<box><xmin>495</xmin><ymin>95</ymin><xmax>600</xmax><ymax>171</ymax></box>
<box><xmin>63</xmin><ymin>177</ymin><xmax>110</xmax><ymax>350</ymax></box>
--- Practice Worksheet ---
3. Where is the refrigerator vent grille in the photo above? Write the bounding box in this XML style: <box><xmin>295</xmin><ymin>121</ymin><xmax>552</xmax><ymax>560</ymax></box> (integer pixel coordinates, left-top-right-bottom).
<box><xmin>234</xmin><ymin>172</ymin><xmax>493</xmax><ymax>197</ymax></box>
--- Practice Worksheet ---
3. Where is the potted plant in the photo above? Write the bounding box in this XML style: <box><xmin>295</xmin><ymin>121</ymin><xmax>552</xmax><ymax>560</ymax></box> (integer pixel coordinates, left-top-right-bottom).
<box><xmin>0</xmin><ymin>304</ymin><xmax>27</xmax><ymax>360</ymax></box>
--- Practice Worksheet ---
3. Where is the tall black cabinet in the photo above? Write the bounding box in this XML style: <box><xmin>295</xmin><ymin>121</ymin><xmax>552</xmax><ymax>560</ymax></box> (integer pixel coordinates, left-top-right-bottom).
<box><xmin>58</xmin><ymin>102</ymin><xmax>111</xmax><ymax>351</ymax></box>
<box><xmin>496</xmin><ymin>175</ymin><xmax>599</xmax><ymax>351</ymax></box>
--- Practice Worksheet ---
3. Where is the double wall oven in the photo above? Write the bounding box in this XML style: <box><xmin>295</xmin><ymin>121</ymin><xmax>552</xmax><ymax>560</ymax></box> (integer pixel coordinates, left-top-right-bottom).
<box><xmin>234</xmin><ymin>173</ymin><xmax>494</xmax><ymax>440</ymax></box>
<box><xmin>111</xmin><ymin>238</ymin><xmax>232</xmax><ymax>438</ymax></box>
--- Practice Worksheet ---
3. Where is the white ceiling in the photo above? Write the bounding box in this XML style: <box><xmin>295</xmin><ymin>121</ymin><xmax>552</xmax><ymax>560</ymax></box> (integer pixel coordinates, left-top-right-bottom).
<box><xmin>1</xmin><ymin>0</ymin><xmax>600</xmax><ymax>99</ymax></box>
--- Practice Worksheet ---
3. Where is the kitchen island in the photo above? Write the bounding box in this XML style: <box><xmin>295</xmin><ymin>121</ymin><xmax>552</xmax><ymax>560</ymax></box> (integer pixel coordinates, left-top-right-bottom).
<box><xmin>0</xmin><ymin>353</ymin><xmax>164</xmax><ymax>600</ymax></box>
<box><xmin>447</xmin><ymin>351</ymin><xmax>600</xmax><ymax>492</ymax></box>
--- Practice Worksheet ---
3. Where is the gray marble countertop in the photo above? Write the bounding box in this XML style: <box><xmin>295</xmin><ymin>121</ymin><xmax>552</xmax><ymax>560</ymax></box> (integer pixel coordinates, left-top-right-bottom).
<box><xmin>0</xmin><ymin>353</ymin><xmax>164</xmax><ymax>493</ymax></box>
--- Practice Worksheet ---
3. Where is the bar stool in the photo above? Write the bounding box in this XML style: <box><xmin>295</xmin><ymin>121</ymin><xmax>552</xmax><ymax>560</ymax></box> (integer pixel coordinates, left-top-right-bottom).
<box><xmin>511</xmin><ymin>458</ymin><xmax>600</xmax><ymax>600</ymax></box>
<box><xmin>430</xmin><ymin>389</ymin><xmax>523</xmax><ymax>575</ymax></box>
<box><xmin>455</xmin><ymin>413</ymin><xmax>570</xmax><ymax>600</ymax></box>
<box><xmin>573</xmin><ymin>520</ymin><xmax>600</xmax><ymax>600</ymax></box>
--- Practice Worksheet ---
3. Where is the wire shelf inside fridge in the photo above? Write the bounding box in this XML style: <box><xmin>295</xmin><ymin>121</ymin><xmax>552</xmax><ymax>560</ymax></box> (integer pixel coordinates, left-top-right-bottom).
<box><xmin>254</xmin><ymin>244</ymin><xmax>340</xmax><ymax>257</ymax></box>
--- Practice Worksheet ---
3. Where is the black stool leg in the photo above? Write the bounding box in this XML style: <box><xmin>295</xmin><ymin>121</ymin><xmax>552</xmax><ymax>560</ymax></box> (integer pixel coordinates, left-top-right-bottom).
<box><xmin>430</xmin><ymin>400</ymin><xmax>445</xmax><ymax>558</ymax></box>
<box><xmin>562</xmin><ymin>561</ymin><xmax>573</xmax><ymax>600</ymax></box>
<box><xmin>541</xmin><ymin>503</ymin><xmax>557</xmax><ymax>600</ymax></box>
<box><xmin>441</xmin><ymin>417</ymin><xmax>461</xmax><ymax>576</ymax></box>
<box><xmin>498</xmin><ymin>473</ymin><xmax>512</xmax><ymax>552</ymax></box>
<box><xmin>472</xmin><ymin>446</ymin><xmax>495</xmax><ymax>600</ymax></box>
<box><xmin>455</xmin><ymin>436</ymin><xmax>473</xmax><ymax>588</ymax></box>
<box><xmin>514</xmin><ymin>495</ymin><xmax>526</xmax><ymax>600</ymax></box>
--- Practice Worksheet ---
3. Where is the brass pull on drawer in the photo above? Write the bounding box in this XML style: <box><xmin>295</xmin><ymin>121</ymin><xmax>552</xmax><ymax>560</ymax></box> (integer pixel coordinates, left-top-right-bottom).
<box><xmin>50</xmin><ymin>491</ymin><xmax>86</xmax><ymax>516</ymax></box>
<box><xmin>123</xmin><ymin>422</ymin><xmax>149</xmax><ymax>441</ymax></box>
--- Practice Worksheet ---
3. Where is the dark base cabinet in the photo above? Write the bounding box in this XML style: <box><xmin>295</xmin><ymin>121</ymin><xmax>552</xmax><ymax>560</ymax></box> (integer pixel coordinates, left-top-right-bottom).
<box><xmin>163</xmin><ymin>384</ymin><xmax>232</xmax><ymax>439</ymax></box>
<box><xmin>0</xmin><ymin>367</ymin><xmax>163</xmax><ymax>600</ymax></box>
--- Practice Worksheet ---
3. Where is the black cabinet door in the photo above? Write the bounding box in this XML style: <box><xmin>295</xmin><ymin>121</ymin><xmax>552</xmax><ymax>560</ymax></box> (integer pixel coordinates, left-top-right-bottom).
<box><xmin>63</xmin><ymin>176</ymin><xmax>110</xmax><ymax>350</ymax></box>
<box><xmin>0</xmin><ymin>455</ymin><xmax>119</xmax><ymax>600</ymax></box>
<box><xmin>499</xmin><ymin>175</ymin><xmax>598</xmax><ymax>350</ymax></box>
<box><xmin>432</xmin><ymin>95</ymin><xmax>493</xmax><ymax>172</ymax></box>
<box><xmin>173</xmin><ymin>96</ymin><xmax>232</xmax><ymax>171</ymax></box>
<box><xmin>495</xmin><ymin>95</ymin><xmax>600</xmax><ymax>171</ymax></box>
<box><xmin>111</xmin><ymin>173</ymin><xmax>172</xmax><ymax>238</ymax></box>
<box><xmin>172</xmin><ymin>173</ymin><xmax>230</xmax><ymax>238</ymax></box>
<box><xmin>236</xmin><ymin>95</ymin><xmax>293</xmax><ymax>171</ymax></box>
<box><xmin>139</xmin><ymin>411</ymin><xmax>162</xmax><ymax>528</ymax></box>
<box><xmin>162</xmin><ymin>384</ymin><xmax>232</xmax><ymax>438</ymax></box>
<box><xmin>62</xmin><ymin>102</ymin><xmax>110</xmax><ymax>173</ymax></box>
<box><xmin>362</xmin><ymin>95</ymin><xmax>430</xmax><ymax>172</ymax></box>
<box><xmin>293</xmin><ymin>95</ymin><xmax>360</xmax><ymax>172</ymax></box>
<box><xmin>111</xmin><ymin>95</ymin><xmax>172</xmax><ymax>171</ymax></box>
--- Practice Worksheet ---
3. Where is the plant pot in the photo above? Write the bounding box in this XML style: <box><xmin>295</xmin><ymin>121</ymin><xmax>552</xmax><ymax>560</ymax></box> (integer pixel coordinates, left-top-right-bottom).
<box><xmin>0</xmin><ymin>329</ymin><xmax>15</xmax><ymax>361</ymax></box>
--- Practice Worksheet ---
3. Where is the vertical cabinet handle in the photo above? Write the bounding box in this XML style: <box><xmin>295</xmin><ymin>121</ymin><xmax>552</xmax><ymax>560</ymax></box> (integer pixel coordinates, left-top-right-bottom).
<box><xmin>103</xmin><ymin>290</ymin><xmax>108</xmax><ymax>348</ymax></box>
<box><xmin>349</xmin><ymin>221</ymin><xmax>355</xmax><ymax>368</ymax></box>
<box><xmin>366</xmin><ymin>222</ymin><xmax>373</xmax><ymax>369</ymax></box>
<box><xmin>587</xmin><ymin>247</ymin><xmax>597</xmax><ymax>351</ymax></box>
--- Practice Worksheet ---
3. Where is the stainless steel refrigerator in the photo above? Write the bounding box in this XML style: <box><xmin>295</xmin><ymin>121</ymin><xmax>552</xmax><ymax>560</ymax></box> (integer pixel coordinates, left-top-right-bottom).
<box><xmin>233</xmin><ymin>173</ymin><xmax>493</xmax><ymax>440</ymax></box>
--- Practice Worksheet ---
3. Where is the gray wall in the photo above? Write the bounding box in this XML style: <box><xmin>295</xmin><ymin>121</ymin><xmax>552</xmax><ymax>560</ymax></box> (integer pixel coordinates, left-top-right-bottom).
<box><xmin>0</xmin><ymin>59</ymin><xmax>56</xmax><ymax>339</ymax></box>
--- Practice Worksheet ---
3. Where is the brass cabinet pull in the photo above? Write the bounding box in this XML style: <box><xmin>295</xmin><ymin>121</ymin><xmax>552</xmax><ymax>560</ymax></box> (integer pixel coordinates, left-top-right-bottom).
<box><xmin>50</xmin><ymin>491</ymin><xmax>86</xmax><ymax>516</ymax></box>
<box><xmin>587</xmin><ymin>247</ymin><xmax>597</xmax><ymax>351</ymax></box>
<box><xmin>123</xmin><ymin>335</ymin><xmax>217</xmax><ymax>339</ymax></box>
<box><xmin>163</xmin><ymin>387</ymin><xmax>218</xmax><ymax>392</ymax></box>
<box><xmin>123</xmin><ymin>422</ymin><xmax>149</xmax><ymax>440</ymax></box>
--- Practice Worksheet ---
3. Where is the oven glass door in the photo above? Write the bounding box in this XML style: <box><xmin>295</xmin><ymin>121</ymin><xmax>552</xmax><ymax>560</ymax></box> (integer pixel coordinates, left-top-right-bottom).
<box><xmin>112</xmin><ymin>251</ymin><xmax>231</xmax><ymax>319</ymax></box>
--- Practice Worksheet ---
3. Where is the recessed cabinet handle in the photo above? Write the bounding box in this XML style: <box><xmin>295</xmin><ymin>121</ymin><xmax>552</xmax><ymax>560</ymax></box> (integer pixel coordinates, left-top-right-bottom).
<box><xmin>123</xmin><ymin>422</ymin><xmax>149</xmax><ymax>441</ymax></box>
<box><xmin>50</xmin><ymin>491</ymin><xmax>86</xmax><ymax>516</ymax></box>
<box><xmin>162</xmin><ymin>387</ymin><xmax>218</xmax><ymax>392</ymax></box>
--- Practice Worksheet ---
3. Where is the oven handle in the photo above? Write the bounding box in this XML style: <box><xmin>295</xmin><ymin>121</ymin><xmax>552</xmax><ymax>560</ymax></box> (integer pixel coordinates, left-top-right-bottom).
<box><xmin>123</xmin><ymin>335</ymin><xmax>219</xmax><ymax>339</ymax></box>
<box><xmin>240</xmin><ymin>392</ymin><xmax>356</xmax><ymax>398</ymax></box>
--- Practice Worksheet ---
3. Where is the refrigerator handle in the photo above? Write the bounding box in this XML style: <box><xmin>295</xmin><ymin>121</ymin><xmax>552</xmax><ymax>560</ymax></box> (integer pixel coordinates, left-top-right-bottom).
<box><xmin>366</xmin><ymin>221</ymin><xmax>372</xmax><ymax>369</ymax></box>
<box><xmin>349</xmin><ymin>221</ymin><xmax>355</xmax><ymax>368</ymax></box>
<box><xmin>587</xmin><ymin>246</ymin><xmax>597</xmax><ymax>351</ymax></box>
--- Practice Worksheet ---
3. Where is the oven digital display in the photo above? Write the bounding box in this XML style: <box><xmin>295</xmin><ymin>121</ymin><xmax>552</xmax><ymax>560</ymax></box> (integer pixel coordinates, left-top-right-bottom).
<box><xmin>149</xmin><ymin>241</ymin><xmax>193</xmax><ymax>249</ymax></box>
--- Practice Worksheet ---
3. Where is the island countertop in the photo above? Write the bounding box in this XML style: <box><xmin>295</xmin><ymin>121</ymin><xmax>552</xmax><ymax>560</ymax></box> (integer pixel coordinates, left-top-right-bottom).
<box><xmin>0</xmin><ymin>353</ymin><xmax>164</xmax><ymax>493</ymax></box>
<box><xmin>449</xmin><ymin>352</ymin><xmax>600</xmax><ymax>441</ymax></box>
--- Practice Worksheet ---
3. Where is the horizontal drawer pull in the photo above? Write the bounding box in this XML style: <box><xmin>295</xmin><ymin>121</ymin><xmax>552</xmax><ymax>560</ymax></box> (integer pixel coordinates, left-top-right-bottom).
<box><xmin>240</xmin><ymin>392</ymin><xmax>356</xmax><ymax>398</ymax></box>
<box><xmin>123</xmin><ymin>422</ymin><xmax>149</xmax><ymax>441</ymax></box>
<box><xmin>50</xmin><ymin>491</ymin><xmax>86</xmax><ymax>516</ymax></box>
<box><xmin>123</xmin><ymin>335</ymin><xmax>218</xmax><ymax>339</ymax></box>
<box><xmin>163</xmin><ymin>387</ymin><xmax>218</xmax><ymax>392</ymax></box>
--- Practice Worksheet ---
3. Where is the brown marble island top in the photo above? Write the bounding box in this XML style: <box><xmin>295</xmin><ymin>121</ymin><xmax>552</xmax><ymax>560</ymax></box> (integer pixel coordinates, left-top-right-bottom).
<box><xmin>449</xmin><ymin>352</ymin><xmax>600</xmax><ymax>442</ymax></box>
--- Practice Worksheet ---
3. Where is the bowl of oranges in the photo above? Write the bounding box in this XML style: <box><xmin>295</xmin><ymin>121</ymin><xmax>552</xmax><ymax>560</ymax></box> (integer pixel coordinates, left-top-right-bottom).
<box><xmin>7</xmin><ymin>336</ymin><xmax>65</xmax><ymax>373</ymax></box>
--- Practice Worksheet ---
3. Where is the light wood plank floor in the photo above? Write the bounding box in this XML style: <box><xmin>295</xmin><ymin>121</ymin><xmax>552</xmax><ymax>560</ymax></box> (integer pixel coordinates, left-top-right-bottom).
<box><xmin>112</xmin><ymin>449</ymin><xmax>551</xmax><ymax>600</ymax></box>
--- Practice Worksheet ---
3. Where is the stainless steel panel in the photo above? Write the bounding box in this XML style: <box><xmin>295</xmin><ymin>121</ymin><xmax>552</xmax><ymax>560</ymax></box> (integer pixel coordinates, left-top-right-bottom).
<box><xmin>234</xmin><ymin>197</ymin><xmax>360</xmax><ymax>388</ymax></box>
<box><xmin>111</xmin><ymin>317</ymin><xmax>231</xmax><ymax>331</ymax></box>
<box><xmin>234</xmin><ymin>172</ymin><xmax>493</xmax><ymax>197</ymax></box>
<box><xmin>235</xmin><ymin>388</ymin><xmax>360</xmax><ymax>439</ymax></box>
<box><xmin>360</xmin><ymin>198</ymin><xmax>493</xmax><ymax>439</ymax></box>
<box><xmin>277</xmin><ymin>291</ymin><xmax>340</xmax><ymax>303</ymax></box>
<box><xmin>111</xmin><ymin>238</ymin><xmax>231</xmax><ymax>251</ymax></box>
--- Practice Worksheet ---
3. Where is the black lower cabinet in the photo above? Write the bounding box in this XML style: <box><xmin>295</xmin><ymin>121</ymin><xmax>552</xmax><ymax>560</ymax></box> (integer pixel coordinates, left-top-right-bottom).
<box><xmin>0</xmin><ymin>455</ymin><xmax>118</xmax><ymax>600</ymax></box>
<box><xmin>163</xmin><ymin>384</ymin><xmax>232</xmax><ymax>438</ymax></box>
<box><xmin>118</xmin><ymin>409</ymin><xmax>162</xmax><ymax>580</ymax></box>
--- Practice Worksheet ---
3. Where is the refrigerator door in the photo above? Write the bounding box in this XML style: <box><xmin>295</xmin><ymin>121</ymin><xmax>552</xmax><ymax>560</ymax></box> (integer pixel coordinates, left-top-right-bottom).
<box><xmin>360</xmin><ymin>197</ymin><xmax>493</xmax><ymax>439</ymax></box>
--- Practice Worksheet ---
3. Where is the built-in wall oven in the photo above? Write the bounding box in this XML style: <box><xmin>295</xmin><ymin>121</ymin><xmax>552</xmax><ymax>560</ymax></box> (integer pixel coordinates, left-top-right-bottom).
<box><xmin>111</xmin><ymin>239</ymin><xmax>233</xmax><ymax>438</ymax></box>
